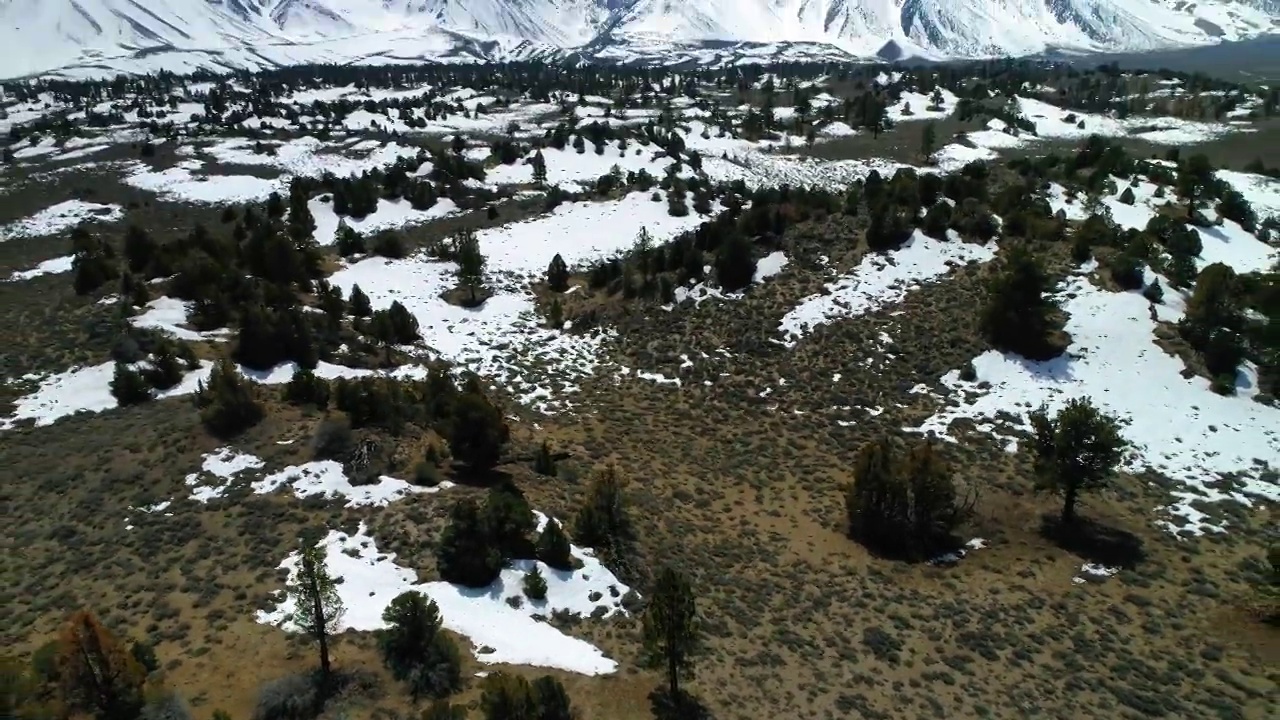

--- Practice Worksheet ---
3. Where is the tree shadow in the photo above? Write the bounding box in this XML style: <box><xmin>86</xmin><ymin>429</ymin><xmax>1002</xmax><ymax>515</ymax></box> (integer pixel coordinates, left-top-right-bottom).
<box><xmin>445</xmin><ymin>463</ymin><xmax>514</xmax><ymax>489</ymax></box>
<box><xmin>649</xmin><ymin>687</ymin><xmax>714</xmax><ymax>720</ymax></box>
<box><xmin>1039</xmin><ymin>513</ymin><xmax>1147</xmax><ymax>569</ymax></box>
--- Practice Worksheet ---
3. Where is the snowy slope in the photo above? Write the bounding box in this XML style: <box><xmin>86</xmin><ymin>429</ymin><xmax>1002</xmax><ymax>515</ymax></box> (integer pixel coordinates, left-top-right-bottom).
<box><xmin>0</xmin><ymin>0</ymin><xmax>1276</xmax><ymax>79</ymax></box>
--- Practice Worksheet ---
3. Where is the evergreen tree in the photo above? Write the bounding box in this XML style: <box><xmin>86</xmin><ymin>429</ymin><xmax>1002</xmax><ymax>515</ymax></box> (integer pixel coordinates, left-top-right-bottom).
<box><xmin>531</xmin><ymin>676</ymin><xmax>575</xmax><ymax>720</ymax></box>
<box><xmin>523</xmin><ymin>565</ymin><xmax>548</xmax><ymax>601</ymax></box>
<box><xmin>714</xmin><ymin>233</ymin><xmax>756</xmax><ymax>293</ymax></box>
<box><xmin>536</xmin><ymin>518</ymin><xmax>573</xmax><ymax>571</ymax></box>
<box><xmin>194</xmin><ymin>359</ymin><xmax>263</xmax><ymax>438</ymax></box>
<box><xmin>55</xmin><ymin>610</ymin><xmax>146</xmax><ymax>720</ymax></box>
<box><xmin>144</xmin><ymin>345</ymin><xmax>185</xmax><ymax>391</ymax></box>
<box><xmin>921</xmin><ymin>122</ymin><xmax>938</xmax><ymax>160</ymax></box>
<box><xmin>642</xmin><ymin>566</ymin><xmax>702</xmax><ymax>702</ymax></box>
<box><xmin>546</xmin><ymin>253</ymin><xmax>570</xmax><ymax>292</ymax></box>
<box><xmin>531</xmin><ymin>149</ymin><xmax>548</xmax><ymax>186</ymax></box>
<box><xmin>447</xmin><ymin>388</ymin><xmax>509</xmax><ymax>471</ymax></box>
<box><xmin>335</xmin><ymin>221</ymin><xmax>366</xmax><ymax>257</ymax></box>
<box><xmin>437</xmin><ymin>498</ymin><xmax>504</xmax><ymax>587</ymax></box>
<box><xmin>377</xmin><ymin>591</ymin><xmax>462</xmax><ymax>701</ymax></box>
<box><xmin>71</xmin><ymin>230</ymin><xmax>119</xmax><ymax>296</ymax></box>
<box><xmin>349</xmin><ymin>284</ymin><xmax>373</xmax><ymax>317</ymax></box>
<box><xmin>483</xmin><ymin>483</ymin><xmax>536</xmax><ymax>558</ymax></box>
<box><xmin>845</xmin><ymin>436</ymin><xmax>964</xmax><ymax>560</ymax></box>
<box><xmin>110</xmin><ymin>363</ymin><xmax>153</xmax><ymax>406</ymax></box>
<box><xmin>288</xmin><ymin>543</ymin><xmax>345</xmax><ymax>686</ymax></box>
<box><xmin>123</xmin><ymin>224</ymin><xmax>158</xmax><ymax>274</ymax></box>
<box><xmin>981</xmin><ymin>244</ymin><xmax>1059</xmax><ymax>359</ymax></box>
<box><xmin>573</xmin><ymin>467</ymin><xmax>636</xmax><ymax>578</ymax></box>
<box><xmin>1028</xmin><ymin>398</ymin><xmax>1129</xmax><ymax>524</ymax></box>
<box><xmin>284</xmin><ymin>367</ymin><xmax>330</xmax><ymax>409</ymax></box>
<box><xmin>480</xmin><ymin>673</ymin><xmax>537</xmax><ymax>720</ymax></box>
<box><xmin>532</xmin><ymin>440</ymin><xmax>556</xmax><ymax>476</ymax></box>
<box><xmin>454</xmin><ymin>230</ymin><xmax>487</xmax><ymax>304</ymax></box>
<box><xmin>1179</xmin><ymin>263</ymin><xmax>1246</xmax><ymax>379</ymax></box>
<box><xmin>422</xmin><ymin>701</ymin><xmax>468</xmax><ymax>720</ymax></box>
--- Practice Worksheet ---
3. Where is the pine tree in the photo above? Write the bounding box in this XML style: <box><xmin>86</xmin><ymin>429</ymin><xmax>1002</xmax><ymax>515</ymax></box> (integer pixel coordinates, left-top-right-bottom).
<box><xmin>921</xmin><ymin>122</ymin><xmax>938</xmax><ymax>161</ymax></box>
<box><xmin>335</xmin><ymin>221</ymin><xmax>365</xmax><ymax>257</ymax></box>
<box><xmin>536</xmin><ymin>518</ymin><xmax>573</xmax><ymax>571</ymax></box>
<box><xmin>533</xmin><ymin>439</ymin><xmax>556</xmax><ymax>476</ymax></box>
<box><xmin>288</xmin><ymin>543</ymin><xmax>345</xmax><ymax>686</ymax></box>
<box><xmin>1028</xmin><ymin>398</ymin><xmax>1129</xmax><ymax>524</ymax></box>
<box><xmin>981</xmin><ymin>244</ymin><xmax>1059</xmax><ymax>359</ymax></box>
<box><xmin>448</xmin><ymin>388</ymin><xmax>509</xmax><ymax>471</ymax></box>
<box><xmin>573</xmin><ymin>467</ymin><xmax>637</xmax><ymax>579</ymax></box>
<box><xmin>480</xmin><ymin>673</ymin><xmax>538</xmax><ymax>720</ymax></box>
<box><xmin>349</xmin><ymin>284</ymin><xmax>372</xmax><ymax>317</ymax></box>
<box><xmin>642</xmin><ymin>566</ymin><xmax>702</xmax><ymax>702</ymax></box>
<box><xmin>377</xmin><ymin>591</ymin><xmax>462</xmax><ymax>701</ymax></box>
<box><xmin>194</xmin><ymin>359</ymin><xmax>263</xmax><ymax>438</ymax></box>
<box><xmin>714</xmin><ymin>233</ymin><xmax>756</xmax><ymax>293</ymax></box>
<box><xmin>546</xmin><ymin>253</ymin><xmax>570</xmax><ymax>292</ymax></box>
<box><xmin>1179</xmin><ymin>263</ymin><xmax>1246</xmax><ymax>378</ymax></box>
<box><xmin>523</xmin><ymin>565</ymin><xmax>548</xmax><ymax>601</ymax></box>
<box><xmin>454</xmin><ymin>230</ymin><xmax>487</xmax><ymax>304</ymax></box>
<box><xmin>56</xmin><ymin>610</ymin><xmax>146</xmax><ymax>720</ymax></box>
<box><xmin>531</xmin><ymin>676</ymin><xmax>575</xmax><ymax>720</ymax></box>
<box><xmin>110</xmin><ymin>363</ymin><xmax>153</xmax><ymax>406</ymax></box>
<box><xmin>422</xmin><ymin>701</ymin><xmax>468</xmax><ymax>720</ymax></box>
<box><xmin>531</xmin><ymin>149</ymin><xmax>548</xmax><ymax>186</ymax></box>
<box><xmin>437</xmin><ymin>498</ymin><xmax>504</xmax><ymax>587</ymax></box>
<box><xmin>123</xmin><ymin>224</ymin><xmax>157</xmax><ymax>274</ymax></box>
<box><xmin>144</xmin><ymin>344</ymin><xmax>185</xmax><ymax>391</ymax></box>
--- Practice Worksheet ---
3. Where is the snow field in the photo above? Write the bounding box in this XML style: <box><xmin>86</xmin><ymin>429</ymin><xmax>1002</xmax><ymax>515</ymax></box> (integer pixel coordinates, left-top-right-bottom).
<box><xmin>911</xmin><ymin>269</ymin><xmax>1279</xmax><ymax>536</ymax></box>
<box><xmin>255</xmin><ymin>512</ymin><xmax>629</xmax><ymax>676</ymax></box>
<box><xmin>777</xmin><ymin>231</ymin><xmax>999</xmax><ymax>347</ymax></box>
<box><xmin>1</xmin><ymin>200</ymin><xmax>123</xmax><ymax>240</ymax></box>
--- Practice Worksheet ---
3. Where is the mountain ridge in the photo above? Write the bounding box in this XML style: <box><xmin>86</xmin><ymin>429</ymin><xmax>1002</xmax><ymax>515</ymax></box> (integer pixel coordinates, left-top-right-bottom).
<box><xmin>1</xmin><ymin>0</ymin><xmax>1276</xmax><ymax>80</ymax></box>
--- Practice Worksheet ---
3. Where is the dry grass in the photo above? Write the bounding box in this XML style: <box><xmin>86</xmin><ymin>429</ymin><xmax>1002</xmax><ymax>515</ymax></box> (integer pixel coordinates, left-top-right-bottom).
<box><xmin>3</xmin><ymin>95</ymin><xmax>1278</xmax><ymax>720</ymax></box>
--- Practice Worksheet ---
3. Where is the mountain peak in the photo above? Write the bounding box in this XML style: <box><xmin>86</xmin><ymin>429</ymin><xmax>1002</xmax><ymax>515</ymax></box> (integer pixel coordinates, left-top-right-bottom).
<box><xmin>1</xmin><ymin>0</ymin><xmax>1276</xmax><ymax>79</ymax></box>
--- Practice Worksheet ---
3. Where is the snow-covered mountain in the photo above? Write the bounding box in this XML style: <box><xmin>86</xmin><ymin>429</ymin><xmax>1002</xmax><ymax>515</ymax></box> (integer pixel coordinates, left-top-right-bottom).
<box><xmin>1</xmin><ymin>0</ymin><xmax>1276</xmax><ymax>79</ymax></box>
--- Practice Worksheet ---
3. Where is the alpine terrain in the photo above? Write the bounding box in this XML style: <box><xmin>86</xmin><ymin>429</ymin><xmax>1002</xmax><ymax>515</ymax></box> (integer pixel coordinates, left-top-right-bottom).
<box><xmin>1</xmin><ymin>0</ymin><xmax>1277</xmax><ymax>79</ymax></box>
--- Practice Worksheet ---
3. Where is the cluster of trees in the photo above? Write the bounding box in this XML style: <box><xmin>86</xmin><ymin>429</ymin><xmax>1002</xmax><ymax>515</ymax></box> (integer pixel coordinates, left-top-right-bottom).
<box><xmin>981</xmin><ymin>243</ymin><xmax>1062</xmax><ymax>360</ymax></box>
<box><xmin>3</xmin><ymin>610</ymin><xmax>204</xmax><ymax>720</ymax></box>
<box><xmin>845</xmin><ymin>436</ymin><xmax>970</xmax><ymax>560</ymax></box>
<box><xmin>287</xmin><ymin>369</ymin><xmax>509</xmax><ymax>477</ymax></box>
<box><xmin>435</xmin><ymin>466</ymin><xmax>638</xmax><ymax>589</ymax></box>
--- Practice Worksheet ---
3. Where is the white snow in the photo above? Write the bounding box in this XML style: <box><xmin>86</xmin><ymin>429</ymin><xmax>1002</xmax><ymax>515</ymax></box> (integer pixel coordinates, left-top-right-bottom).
<box><xmin>185</xmin><ymin>447</ymin><xmax>266</xmax><ymax>503</ymax></box>
<box><xmin>777</xmin><ymin>232</ymin><xmax>998</xmax><ymax>346</ymax></box>
<box><xmin>310</xmin><ymin>197</ymin><xmax>459</xmax><ymax>246</ymax></box>
<box><xmin>912</xmin><ymin>271</ymin><xmax>1280</xmax><ymax>536</ymax></box>
<box><xmin>0</xmin><ymin>360</ymin><xmax>212</xmax><ymax>429</ymax></box>
<box><xmin>1217</xmin><ymin>169</ymin><xmax>1280</xmax><ymax>226</ymax></box>
<box><xmin>1</xmin><ymin>200</ymin><xmax>124</xmax><ymax>240</ymax></box>
<box><xmin>130</xmin><ymin>297</ymin><xmax>233</xmax><ymax>342</ymax></box>
<box><xmin>328</xmin><ymin>192</ymin><xmax>710</xmax><ymax>412</ymax></box>
<box><xmin>124</xmin><ymin>164</ymin><xmax>283</xmax><ymax>204</ymax></box>
<box><xmin>251</xmin><ymin>460</ymin><xmax>453</xmax><ymax>507</ymax></box>
<box><xmin>753</xmin><ymin>251</ymin><xmax>789</xmax><ymax>282</ymax></box>
<box><xmin>255</xmin><ymin>512</ymin><xmax>628</xmax><ymax>676</ymax></box>
<box><xmin>7</xmin><ymin>255</ymin><xmax>74</xmax><ymax>281</ymax></box>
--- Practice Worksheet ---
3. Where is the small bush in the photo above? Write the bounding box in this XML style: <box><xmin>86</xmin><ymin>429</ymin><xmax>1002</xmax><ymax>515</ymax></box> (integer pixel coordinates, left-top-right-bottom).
<box><xmin>524</xmin><ymin>566</ymin><xmax>548</xmax><ymax>601</ymax></box>
<box><xmin>413</xmin><ymin>462</ymin><xmax>442</xmax><ymax>487</ymax></box>
<box><xmin>1142</xmin><ymin>279</ymin><xmax>1164</xmax><ymax>304</ymax></box>
<box><xmin>140</xmin><ymin>691</ymin><xmax>192</xmax><ymax>720</ymax></box>
<box><xmin>131</xmin><ymin>641</ymin><xmax>159</xmax><ymax>674</ymax></box>
<box><xmin>311</xmin><ymin>416</ymin><xmax>354</xmax><ymax>461</ymax></box>
<box><xmin>251</xmin><ymin>673</ymin><xmax>318</xmax><ymax>720</ymax></box>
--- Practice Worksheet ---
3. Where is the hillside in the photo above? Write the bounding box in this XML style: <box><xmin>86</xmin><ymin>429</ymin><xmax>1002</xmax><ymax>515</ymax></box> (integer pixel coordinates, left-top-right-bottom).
<box><xmin>2</xmin><ymin>59</ymin><xmax>1279</xmax><ymax>720</ymax></box>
